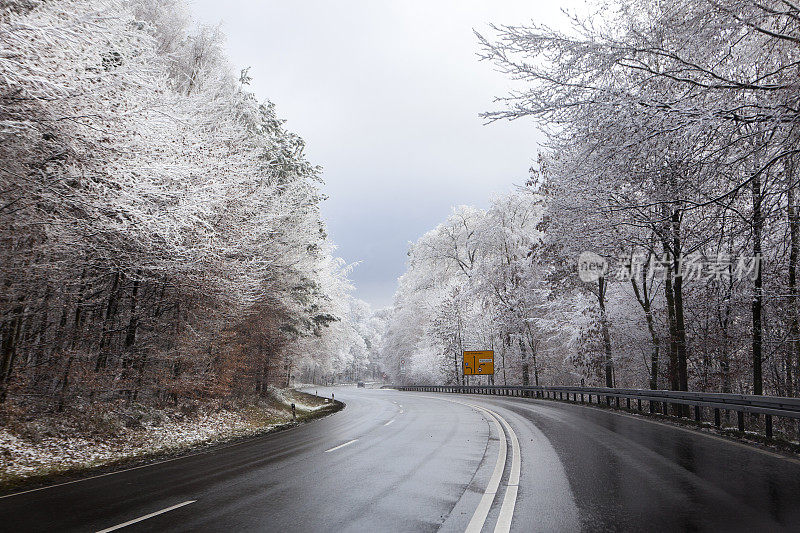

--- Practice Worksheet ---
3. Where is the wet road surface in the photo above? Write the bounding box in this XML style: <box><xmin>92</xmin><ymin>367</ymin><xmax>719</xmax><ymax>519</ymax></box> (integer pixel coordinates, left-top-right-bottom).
<box><xmin>1</xmin><ymin>387</ymin><xmax>799</xmax><ymax>532</ymax></box>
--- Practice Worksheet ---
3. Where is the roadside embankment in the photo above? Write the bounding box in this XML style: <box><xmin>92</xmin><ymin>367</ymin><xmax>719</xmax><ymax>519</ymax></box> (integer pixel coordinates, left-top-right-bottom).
<box><xmin>0</xmin><ymin>389</ymin><xmax>343</xmax><ymax>493</ymax></box>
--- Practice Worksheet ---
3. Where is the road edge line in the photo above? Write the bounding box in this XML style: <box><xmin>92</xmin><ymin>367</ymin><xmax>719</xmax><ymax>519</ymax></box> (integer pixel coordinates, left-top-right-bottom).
<box><xmin>463</xmin><ymin>406</ymin><xmax>506</xmax><ymax>533</ymax></box>
<box><xmin>493</xmin><ymin>410</ymin><xmax>521</xmax><ymax>533</ymax></box>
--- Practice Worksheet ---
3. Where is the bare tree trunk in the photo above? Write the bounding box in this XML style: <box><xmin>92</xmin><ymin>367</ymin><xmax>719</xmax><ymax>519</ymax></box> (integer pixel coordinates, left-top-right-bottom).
<box><xmin>663</xmin><ymin>249</ymin><xmax>680</xmax><ymax>392</ymax></box>
<box><xmin>523</xmin><ymin>324</ymin><xmax>539</xmax><ymax>386</ymax></box>
<box><xmin>670</xmin><ymin>209</ymin><xmax>689</xmax><ymax>393</ymax></box>
<box><xmin>517</xmin><ymin>332</ymin><xmax>530</xmax><ymax>386</ymax></box>
<box><xmin>96</xmin><ymin>271</ymin><xmax>122</xmax><ymax>371</ymax></box>
<box><xmin>28</xmin><ymin>283</ymin><xmax>53</xmax><ymax>387</ymax></box>
<box><xmin>0</xmin><ymin>306</ymin><xmax>23</xmax><ymax>403</ymax></box>
<box><xmin>124</xmin><ymin>270</ymin><xmax>141</xmax><ymax>349</ymax></box>
<box><xmin>787</xmin><ymin>159</ymin><xmax>799</xmax><ymax>397</ymax></box>
<box><xmin>597</xmin><ymin>276</ymin><xmax>614</xmax><ymax>388</ymax></box>
<box><xmin>56</xmin><ymin>354</ymin><xmax>73</xmax><ymax>413</ymax></box>
<box><xmin>752</xmin><ymin>172</ymin><xmax>764</xmax><ymax>395</ymax></box>
<box><xmin>630</xmin><ymin>255</ymin><xmax>660</xmax><ymax>389</ymax></box>
<box><xmin>135</xmin><ymin>278</ymin><xmax>167</xmax><ymax>402</ymax></box>
<box><xmin>517</xmin><ymin>336</ymin><xmax>528</xmax><ymax>386</ymax></box>
<box><xmin>456</xmin><ymin>302</ymin><xmax>464</xmax><ymax>386</ymax></box>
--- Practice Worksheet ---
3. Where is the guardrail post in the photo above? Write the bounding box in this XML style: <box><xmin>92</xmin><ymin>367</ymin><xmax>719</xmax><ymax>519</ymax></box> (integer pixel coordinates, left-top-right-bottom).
<box><xmin>615</xmin><ymin>397</ymin><xmax>620</xmax><ymax>409</ymax></box>
<box><xmin>714</xmin><ymin>408</ymin><xmax>721</xmax><ymax>427</ymax></box>
<box><xmin>626</xmin><ymin>397</ymin><xmax>630</xmax><ymax>410</ymax></box>
<box><xmin>694</xmin><ymin>405</ymin><xmax>701</xmax><ymax>422</ymax></box>
<box><xmin>765</xmin><ymin>415</ymin><xmax>773</xmax><ymax>439</ymax></box>
<box><xmin>649</xmin><ymin>400</ymin><xmax>654</xmax><ymax>414</ymax></box>
<box><xmin>580</xmin><ymin>393</ymin><xmax>584</xmax><ymax>403</ymax></box>
<box><xmin>637</xmin><ymin>398</ymin><xmax>642</xmax><ymax>411</ymax></box>
<box><xmin>737</xmin><ymin>411</ymin><xmax>745</xmax><ymax>432</ymax></box>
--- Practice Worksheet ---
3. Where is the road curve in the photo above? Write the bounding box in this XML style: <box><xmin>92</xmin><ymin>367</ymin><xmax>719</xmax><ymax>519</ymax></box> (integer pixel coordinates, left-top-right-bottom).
<box><xmin>1</xmin><ymin>387</ymin><xmax>799</xmax><ymax>532</ymax></box>
<box><xmin>0</xmin><ymin>388</ymin><xmax>492</xmax><ymax>532</ymax></box>
<box><xmin>435</xmin><ymin>391</ymin><xmax>800</xmax><ymax>532</ymax></box>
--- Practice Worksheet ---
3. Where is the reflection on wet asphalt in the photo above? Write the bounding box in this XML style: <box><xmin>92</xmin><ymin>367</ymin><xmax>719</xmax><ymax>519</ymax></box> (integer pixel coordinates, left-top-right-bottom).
<box><xmin>479</xmin><ymin>396</ymin><xmax>800</xmax><ymax>532</ymax></box>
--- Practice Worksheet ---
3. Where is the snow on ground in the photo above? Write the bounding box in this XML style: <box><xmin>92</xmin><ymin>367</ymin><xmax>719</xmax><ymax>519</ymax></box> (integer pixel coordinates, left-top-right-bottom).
<box><xmin>0</xmin><ymin>392</ymin><xmax>329</xmax><ymax>486</ymax></box>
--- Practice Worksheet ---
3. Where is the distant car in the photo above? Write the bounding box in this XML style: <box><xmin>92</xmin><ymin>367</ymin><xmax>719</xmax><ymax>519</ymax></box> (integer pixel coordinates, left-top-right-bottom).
<box><xmin>357</xmin><ymin>381</ymin><xmax>365</xmax><ymax>388</ymax></box>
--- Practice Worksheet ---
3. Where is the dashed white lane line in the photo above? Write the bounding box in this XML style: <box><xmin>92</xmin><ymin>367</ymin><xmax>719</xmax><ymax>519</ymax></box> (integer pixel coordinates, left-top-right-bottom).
<box><xmin>384</xmin><ymin>419</ymin><xmax>395</xmax><ymax>426</ymax></box>
<box><xmin>95</xmin><ymin>500</ymin><xmax>195</xmax><ymax>532</ymax></box>
<box><xmin>324</xmin><ymin>439</ymin><xmax>359</xmax><ymax>453</ymax></box>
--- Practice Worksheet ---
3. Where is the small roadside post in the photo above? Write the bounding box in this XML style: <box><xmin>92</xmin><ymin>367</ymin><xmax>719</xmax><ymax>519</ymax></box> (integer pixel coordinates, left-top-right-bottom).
<box><xmin>291</xmin><ymin>403</ymin><xmax>296</xmax><ymax>421</ymax></box>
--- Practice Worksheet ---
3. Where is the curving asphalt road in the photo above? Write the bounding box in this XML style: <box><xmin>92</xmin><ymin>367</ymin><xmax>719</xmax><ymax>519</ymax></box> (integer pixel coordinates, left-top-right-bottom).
<box><xmin>1</xmin><ymin>387</ymin><xmax>799</xmax><ymax>532</ymax></box>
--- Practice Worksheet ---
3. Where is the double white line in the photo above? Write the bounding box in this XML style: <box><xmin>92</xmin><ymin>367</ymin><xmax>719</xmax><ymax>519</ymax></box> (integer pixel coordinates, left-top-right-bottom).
<box><xmin>424</xmin><ymin>397</ymin><xmax>521</xmax><ymax>533</ymax></box>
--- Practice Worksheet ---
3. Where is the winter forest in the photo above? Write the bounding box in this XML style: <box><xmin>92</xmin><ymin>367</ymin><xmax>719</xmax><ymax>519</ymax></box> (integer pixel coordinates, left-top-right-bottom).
<box><xmin>0</xmin><ymin>0</ymin><xmax>382</xmax><ymax>418</ymax></box>
<box><xmin>383</xmin><ymin>0</ymin><xmax>800</xmax><ymax>401</ymax></box>
<box><xmin>4</xmin><ymin>0</ymin><xmax>800</xmax><ymax>444</ymax></box>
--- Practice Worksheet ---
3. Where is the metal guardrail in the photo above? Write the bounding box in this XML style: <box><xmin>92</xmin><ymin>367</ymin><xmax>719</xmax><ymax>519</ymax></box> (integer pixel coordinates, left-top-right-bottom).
<box><xmin>392</xmin><ymin>384</ymin><xmax>800</xmax><ymax>439</ymax></box>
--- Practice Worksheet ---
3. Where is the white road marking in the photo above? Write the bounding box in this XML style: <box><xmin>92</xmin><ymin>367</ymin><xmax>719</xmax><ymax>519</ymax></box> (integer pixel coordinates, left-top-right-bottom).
<box><xmin>417</xmin><ymin>394</ymin><xmax>522</xmax><ymax>533</ymax></box>
<box><xmin>494</xmin><ymin>411</ymin><xmax>521</xmax><ymax>533</ymax></box>
<box><xmin>399</xmin><ymin>409</ymin><xmax>404</xmax><ymax>414</ymax></box>
<box><xmin>324</xmin><ymin>439</ymin><xmax>359</xmax><ymax>453</ymax></box>
<box><xmin>465</xmin><ymin>406</ymin><xmax>506</xmax><ymax>533</ymax></box>
<box><xmin>95</xmin><ymin>500</ymin><xmax>195</xmax><ymax>532</ymax></box>
<box><xmin>384</xmin><ymin>419</ymin><xmax>395</xmax><ymax>426</ymax></box>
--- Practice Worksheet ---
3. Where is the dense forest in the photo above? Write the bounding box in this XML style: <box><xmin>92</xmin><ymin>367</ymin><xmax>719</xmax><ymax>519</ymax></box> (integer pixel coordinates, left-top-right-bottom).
<box><xmin>0</xmin><ymin>0</ymin><xmax>380</xmax><ymax>414</ymax></box>
<box><xmin>382</xmin><ymin>0</ymin><xmax>800</xmax><ymax>400</ymax></box>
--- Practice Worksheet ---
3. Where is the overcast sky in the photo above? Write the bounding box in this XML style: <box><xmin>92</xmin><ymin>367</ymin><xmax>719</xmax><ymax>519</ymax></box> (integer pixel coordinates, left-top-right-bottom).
<box><xmin>190</xmin><ymin>1</ymin><xmax>577</xmax><ymax>309</ymax></box>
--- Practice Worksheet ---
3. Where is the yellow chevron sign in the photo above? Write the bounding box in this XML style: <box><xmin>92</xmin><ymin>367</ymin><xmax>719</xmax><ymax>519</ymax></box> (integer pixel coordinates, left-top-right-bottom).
<box><xmin>463</xmin><ymin>350</ymin><xmax>494</xmax><ymax>375</ymax></box>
